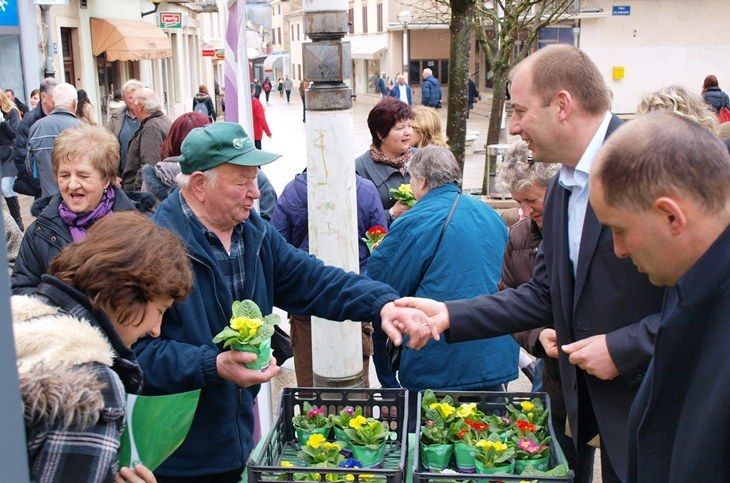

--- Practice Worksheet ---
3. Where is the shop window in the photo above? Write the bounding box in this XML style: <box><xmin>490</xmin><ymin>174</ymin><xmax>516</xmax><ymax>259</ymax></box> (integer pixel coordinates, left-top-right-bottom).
<box><xmin>377</xmin><ymin>4</ymin><xmax>383</xmax><ymax>32</ymax></box>
<box><xmin>362</xmin><ymin>6</ymin><xmax>367</xmax><ymax>33</ymax></box>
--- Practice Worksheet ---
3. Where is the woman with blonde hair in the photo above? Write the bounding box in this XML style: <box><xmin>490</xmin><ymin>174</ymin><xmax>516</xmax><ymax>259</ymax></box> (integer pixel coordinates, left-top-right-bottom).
<box><xmin>0</xmin><ymin>88</ymin><xmax>22</xmax><ymax>230</ymax></box>
<box><xmin>637</xmin><ymin>85</ymin><xmax>719</xmax><ymax>135</ymax></box>
<box><xmin>409</xmin><ymin>106</ymin><xmax>447</xmax><ymax>148</ymax></box>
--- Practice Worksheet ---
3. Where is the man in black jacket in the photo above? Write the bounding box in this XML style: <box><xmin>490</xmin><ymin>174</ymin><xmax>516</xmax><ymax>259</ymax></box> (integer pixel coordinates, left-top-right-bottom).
<box><xmin>590</xmin><ymin>112</ymin><xmax>730</xmax><ymax>483</ymax></box>
<box><xmin>12</xmin><ymin>78</ymin><xmax>57</xmax><ymax>198</ymax></box>
<box><xmin>394</xmin><ymin>45</ymin><xmax>665</xmax><ymax>482</ymax></box>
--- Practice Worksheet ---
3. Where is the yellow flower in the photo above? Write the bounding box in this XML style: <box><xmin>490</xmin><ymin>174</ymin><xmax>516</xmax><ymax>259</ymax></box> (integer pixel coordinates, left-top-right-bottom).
<box><xmin>397</xmin><ymin>184</ymin><xmax>412</xmax><ymax>194</ymax></box>
<box><xmin>456</xmin><ymin>403</ymin><xmax>477</xmax><ymax>419</ymax></box>
<box><xmin>230</xmin><ymin>316</ymin><xmax>263</xmax><ymax>337</ymax></box>
<box><xmin>492</xmin><ymin>441</ymin><xmax>508</xmax><ymax>452</ymax></box>
<box><xmin>346</xmin><ymin>474</ymin><xmax>375</xmax><ymax>481</ymax></box>
<box><xmin>520</xmin><ymin>401</ymin><xmax>534</xmax><ymax>412</ymax></box>
<box><xmin>475</xmin><ymin>439</ymin><xmax>489</xmax><ymax>449</ymax></box>
<box><xmin>307</xmin><ymin>433</ymin><xmax>326</xmax><ymax>449</ymax></box>
<box><xmin>429</xmin><ymin>402</ymin><xmax>455</xmax><ymax>419</ymax></box>
<box><xmin>280</xmin><ymin>461</ymin><xmax>294</xmax><ymax>468</ymax></box>
<box><xmin>323</xmin><ymin>442</ymin><xmax>340</xmax><ymax>451</ymax></box>
<box><xmin>349</xmin><ymin>415</ymin><xmax>368</xmax><ymax>430</ymax></box>
<box><xmin>475</xmin><ymin>439</ymin><xmax>507</xmax><ymax>452</ymax></box>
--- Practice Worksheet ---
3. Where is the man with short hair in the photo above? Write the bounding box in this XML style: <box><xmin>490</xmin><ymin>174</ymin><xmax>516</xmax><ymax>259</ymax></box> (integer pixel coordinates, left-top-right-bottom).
<box><xmin>109</xmin><ymin>79</ymin><xmax>143</xmax><ymax>176</ymax></box>
<box><xmin>590</xmin><ymin>111</ymin><xmax>730</xmax><ymax>482</ymax></box>
<box><xmin>389</xmin><ymin>74</ymin><xmax>412</xmax><ymax>105</ymax></box>
<box><xmin>394</xmin><ymin>45</ymin><xmax>665</xmax><ymax>481</ymax></box>
<box><xmin>12</xmin><ymin>78</ymin><xmax>58</xmax><ymax>199</ymax></box>
<box><xmin>121</xmin><ymin>87</ymin><xmax>171</xmax><ymax>193</ymax></box>
<box><xmin>377</xmin><ymin>72</ymin><xmax>388</xmax><ymax>97</ymax></box>
<box><xmin>26</xmin><ymin>83</ymin><xmax>82</xmax><ymax>198</ymax></box>
<box><xmin>421</xmin><ymin>68</ymin><xmax>441</xmax><ymax>108</ymax></box>
<box><xmin>4</xmin><ymin>89</ymin><xmax>28</xmax><ymax>117</ymax></box>
<box><xmin>134</xmin><ymin>122</ymin><xmax>426</xmax><ymax>481</ymax></box>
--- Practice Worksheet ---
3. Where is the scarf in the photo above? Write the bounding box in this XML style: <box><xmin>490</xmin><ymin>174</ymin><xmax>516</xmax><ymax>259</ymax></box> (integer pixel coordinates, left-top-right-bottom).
<box><xmin>369</xmin><ymin>144</ymin><xmax>413</xmax><ymax>170</ymax></box>
<box><xmin>58</xmin><ymin>186</ymin><xmax>116</xmax><ymax>242</ymax></box>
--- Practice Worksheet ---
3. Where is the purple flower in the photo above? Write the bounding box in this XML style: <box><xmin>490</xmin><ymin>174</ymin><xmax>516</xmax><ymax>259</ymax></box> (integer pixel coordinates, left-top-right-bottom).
<box><xmin>307</xmin><ymin>406</ymin><xmax>325</xmax><ymax>418</ymax></box>
<box><xmin>343</xmin><ymin>406</ymin><xmax>355</xmax><ymax>416</ymax></box>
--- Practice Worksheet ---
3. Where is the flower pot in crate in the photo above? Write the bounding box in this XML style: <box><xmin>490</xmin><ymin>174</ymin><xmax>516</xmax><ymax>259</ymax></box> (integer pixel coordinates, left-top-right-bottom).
<box><xmin>420</xmin><ymin>443</ymin><xmax>454</xmax><ymax>471</ymax></box>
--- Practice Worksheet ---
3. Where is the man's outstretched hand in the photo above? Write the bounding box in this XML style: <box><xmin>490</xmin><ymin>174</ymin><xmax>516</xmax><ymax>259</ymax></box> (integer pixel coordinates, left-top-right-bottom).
<box><xmin>387</xmin><ymin>297</ymin><xmax>451</xmax><ymax>349</ymax></box>
<box><xmin>380</xmin><ymin>301</ymin><xmax>440</xmax><ymax>349</ymax></box>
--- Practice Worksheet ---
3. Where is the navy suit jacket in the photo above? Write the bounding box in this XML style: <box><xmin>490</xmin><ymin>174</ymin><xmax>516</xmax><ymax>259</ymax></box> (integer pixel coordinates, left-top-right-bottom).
<box><xmin>445</xmin><ymin>115</ymin><xmax>665</xmax><ymax>477</ymax></box>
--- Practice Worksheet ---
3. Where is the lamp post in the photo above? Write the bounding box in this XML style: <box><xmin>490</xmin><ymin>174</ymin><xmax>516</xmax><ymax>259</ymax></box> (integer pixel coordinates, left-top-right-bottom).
<box><xmin>397</xmin><ymin>10</ymin><xmax>412</xmax><ymax>80</ymax></box>
<box><xmin>572</xmin><ymin>23</ymin><xmax>581</xmax><ymax>48</ymax></box>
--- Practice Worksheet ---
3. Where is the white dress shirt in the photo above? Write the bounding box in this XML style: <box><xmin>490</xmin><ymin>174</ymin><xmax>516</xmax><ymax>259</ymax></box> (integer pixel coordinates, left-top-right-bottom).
<box><xmin>398</xmin><ymin>84</ymin><xmax>409</xmax><ymax>104</ymax></box>
<box><xmin>558</xmin><ymin>111</ymin><xmax>612</xmax><ymax>276</ymax></box>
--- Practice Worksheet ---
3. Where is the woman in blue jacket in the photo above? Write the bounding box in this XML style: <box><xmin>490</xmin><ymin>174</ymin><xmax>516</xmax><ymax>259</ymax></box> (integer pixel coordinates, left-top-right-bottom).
<box><xmin>367</xmin><ymin>146</ymin><xmax>519</xmax><ymax>427</ymax></box>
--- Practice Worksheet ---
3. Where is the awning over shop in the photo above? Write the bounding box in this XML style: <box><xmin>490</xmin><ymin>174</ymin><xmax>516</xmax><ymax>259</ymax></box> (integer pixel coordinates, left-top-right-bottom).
<box><xmin>91</xmin><ymin>18</ymin><xmax>172</xmax><ymax>62</ymax></box>
<box><xmin>346</xmin><ymin>33</ymin><xmax>388</xmax><ymax>60</ymax></box>
<box><xmin>263</xmin><ymin>53</ymin><xmax>289</xmax><ymax>71</ymax></box>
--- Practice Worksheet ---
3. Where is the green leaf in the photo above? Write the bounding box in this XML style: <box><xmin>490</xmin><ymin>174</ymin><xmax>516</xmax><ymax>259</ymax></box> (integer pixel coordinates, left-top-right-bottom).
<box><xmin>263</xmin><ymin>313</ymin><xmax>281</xmax><ymax>326</ymax></box>
<box><xmin>212</xmin><ymin>326</ymin><xmax>240</xmax><ymax>343</ymax></box>
<box><xmin>249</xmin><ymin>324</ymin><xmax>275</xmax><ymax>345</ymax></box>
<box><xmin>232</xmin><ymin>300</ymin><xmax>263</xmax><ymax>319</ymax></box>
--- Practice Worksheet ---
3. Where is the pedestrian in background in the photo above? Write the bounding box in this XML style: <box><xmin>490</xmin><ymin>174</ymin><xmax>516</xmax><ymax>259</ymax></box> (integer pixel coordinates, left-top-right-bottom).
<box><xmin>4</xmin><ymin>88</ymin><xmax>28</xmax><ymax>117</ymax></box>
<box><xmin>0</xmin><ymin>89</ymin><xmax>22</xmax><ymax>230</ymax></box>
<box><xmin>12</xmin><ymin>78</ymin><xmax>57</xmax><ymax>200</ymax></box>
<box><xmin>262</xmin><ymin>77</ymin><xmax>272</xmax><ymax>103</ymax></box>
<box><xmin>467</xmin><ymin>78</ymin><xmax>479</xmax><ymax>118</ymax></box>
<box><xmin>106</xmin><ymin>90</ymin><xmax>125</xmax><ymax>123</ymax></box>
<box><xmin>252</xmin><ymin>78</ymin><xmax>262</xmax><ymax>99</ymax></box>
<box><xmin>377</xmin><ymin>72</ymin><xmax>388</xmax><ymax>98</ymax></box>
<box><xmin>251</xmin><ymin>94</ymin><xmax>271</xmax><ymax>150</ymax></box>
<box><xmin>76</xmin><ymin>89</ymin><xmax>96</xmax><ymax>125</ymax></box>
<box><xmin>121</xmin><ymin>88</ymin><xmax>171</xmax><ymax>194</ymax></box>
<box><xmin>193</xmin><ymin>84</ymin><xmax>216</xmax><ymax>123</ymax></box>
<box><xmin>368</xmin><ymin>146</ymin><xmax>518</xmax><ymax>431</ymax></box>
<box><xmin>284</xmin><ymin>76</ymin><xmax>293</xmax><ymax>103</ymax></box>
<box><xmin>389</xmin><ymin>74</ymin><xmax>412</xmax><ymax>105</ymax></box>
<box><xmin>589</xmin><ymin>112</ymin><xmax>730</xmax><ymax>483</ymax></box>
<box><xmin>27</xmin><ymin>82</ymin><xmax>82</xmax><ymax>199</ymax></box>
<box><xmin>409</xmin><ymin>106</ymin><xmax>447</xmax><ymax>148</ymax></box>
<box><xmin>13</xmin><ymin>211</ymin><xmax>191</xmax><ymax>483</ymax></box>
<box><xmin>421</xmin><ymin>68</ymin><xmax>442</xmax><ymax>108</ymax></box>
<box><xmin>12</xmin><ymin>125</ymin><xmax>135</xmax><ymax>295</ymax></box>
<box><xmin>28</xmin><ymin>89</ymin><xmax>40</xmax><ymax>111</ymax></box>
<box><xmin>701</xmin><ymin>74</ymin><xmax>730</xmax><ymax>114</ymax></box>
<box><xmin>271</xmin><ymin>168</ymin><xmax>387</xmax><ymax>388</ymax></box>
<box><xmin>109</xmin><ymin>79</ymin><xmax>143</xmax><ymax>177</ymax></box>
<box><xmin>277</xmin><ymin>78</ymin><xmax>284</xmax><ymax>97</ymax></box>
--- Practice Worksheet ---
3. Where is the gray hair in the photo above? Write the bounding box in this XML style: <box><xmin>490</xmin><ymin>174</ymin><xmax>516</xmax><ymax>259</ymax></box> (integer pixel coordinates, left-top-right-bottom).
<box><xmin>497</xmin><ymin>141</ymin><xmax>560</xmax><ymax>193</ymax></box>
<box><xmin>133</xmin><ymin>88</ymin><xmax>163</xmax><ymax>113</ymax></box>
<box><xmin>407</xmin><ymin>146</ymin><xmax>461</xmax><ymax>189</ymax></box>
<box><xmin>176</xmin><ymin>167</ymin><xmax>218</xmax><ymax>189</ymax></box>
<box><xmin>122</xmin><ymin>79</ymin><xmax>144</xmax><ymax>94</ymax></box>
<box><xmin>423</xmin><ymin>68</ymin><xmax>433</xmax><ymax>77</ymax></box>
<box><xmin>52</xmin><ymin>83</ymin><xmax>78</xmax><ymax>109</ymax></box>
<box><xmin>40</xmin><ymin>77</ymin><xmax>58</xmax><ymax>94</ymax></box>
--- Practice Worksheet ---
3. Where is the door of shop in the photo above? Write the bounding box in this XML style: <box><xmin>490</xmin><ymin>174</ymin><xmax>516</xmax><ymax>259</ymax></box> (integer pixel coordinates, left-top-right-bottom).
<box><xmin>60</xmin><ymin>27</ymin><xmax>76</xmax><ymax>85</ymax></box>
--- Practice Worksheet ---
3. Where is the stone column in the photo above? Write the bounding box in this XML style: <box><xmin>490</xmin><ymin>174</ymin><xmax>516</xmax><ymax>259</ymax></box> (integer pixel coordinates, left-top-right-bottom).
<box><xmin>303</xmin><ymin>0</ymin><xmax>363</xmax><ymax>388</ymax></box>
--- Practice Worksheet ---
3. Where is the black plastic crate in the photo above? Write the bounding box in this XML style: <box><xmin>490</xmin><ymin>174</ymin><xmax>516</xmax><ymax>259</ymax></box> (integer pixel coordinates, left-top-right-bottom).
<box><xmin>413</xmin><ymin>391</ymin><xmax>574</xmax><ymax>483</ymax></box>
<box><xmin>247</xmin><ymin>387</ymin><xmax>409</xmax><ymax>483</ymax></box>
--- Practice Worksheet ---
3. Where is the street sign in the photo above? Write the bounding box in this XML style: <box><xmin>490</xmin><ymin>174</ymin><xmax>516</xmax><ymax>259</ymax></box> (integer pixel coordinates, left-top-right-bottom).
<box><xmin>0</xmin><ymin>0</ymin><xmax>19</xmax><ymax>27</ymax></box>
<box><xmin>159</xmin><ymin>12</ymin><xmax>182</xmax><ymax>29</ymax></box>
<box><xmin>202</xmin><ymin>49</ymin><xmax>215</xmax><ymax>57</ymax></box>
<box><xmin>214</xmin><ymin>49</ymin><xmax>225</xmax><ymax>60</ymax></box>
<box><xmin>612</xmin><ymin>5</ymin><xmax>631</xmax><ymax>15</ymax></box>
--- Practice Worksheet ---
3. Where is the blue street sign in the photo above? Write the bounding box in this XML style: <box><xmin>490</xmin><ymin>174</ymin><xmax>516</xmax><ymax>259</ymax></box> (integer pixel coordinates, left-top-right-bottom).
<box><xmin>612</xmin><ymin>5</ymin><xmax>631</xmax><ymax>16</ymax></box>
<box><xmin>0</xmin><ymin>0</ymin><xmax>20</xmax><ymax>27</ymax></box>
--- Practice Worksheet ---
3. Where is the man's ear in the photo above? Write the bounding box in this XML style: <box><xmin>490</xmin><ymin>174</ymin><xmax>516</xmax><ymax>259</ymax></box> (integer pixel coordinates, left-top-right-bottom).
<box><xmin>555</xmin><ymin>90</ymin><xmax>573</xmax><ymax>121</ymax></box>
<box><xmin>653</xmin><ymin>196</ymin><xmax>687</xmax><ymax>235</ymax></box>
<box><xmin>189</xmin><ymin>172</ymin><xmax>209</xmax><ymax>201</ymax></box>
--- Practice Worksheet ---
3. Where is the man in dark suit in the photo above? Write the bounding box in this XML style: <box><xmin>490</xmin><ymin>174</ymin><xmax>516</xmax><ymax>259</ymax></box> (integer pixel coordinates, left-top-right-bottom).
<box><xmin>590</xmin><ymin>112</ymin><xmax>730</xmax><ymax>482</ymax></box>
<box><xmin>394</xmin><ymin>45</ymin><xmax>665</xmax><ymax>482</ymax></box>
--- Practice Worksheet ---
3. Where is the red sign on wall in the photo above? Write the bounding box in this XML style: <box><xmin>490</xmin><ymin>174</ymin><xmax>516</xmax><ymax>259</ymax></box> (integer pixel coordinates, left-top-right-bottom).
<box><xmin>159</xmin><ymin>13</ymin><xmax>182</xmax><ymax>29</ymax></box>
<box><xmin>202</xmin><ymin>49</ymin><xmax>215</xmax><ymax>57</ymax></box>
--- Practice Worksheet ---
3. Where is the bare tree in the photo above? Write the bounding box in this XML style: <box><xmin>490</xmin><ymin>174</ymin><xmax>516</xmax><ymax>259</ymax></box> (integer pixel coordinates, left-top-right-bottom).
<box><xmin>476</xmin><ymin>0</ymin><xmax>574</xmax><ymax>193</ymax></box>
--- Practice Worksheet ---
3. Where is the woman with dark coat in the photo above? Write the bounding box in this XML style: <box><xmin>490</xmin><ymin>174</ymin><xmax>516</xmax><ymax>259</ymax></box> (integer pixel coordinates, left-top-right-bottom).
<box><xmin>0</xmin><ymin>89</ymin><xmax>22</xmax><ymax>230</ymax></box>
<box><xmin>11</xmin><ymin>125</ymin><xmax>136</xmax><ymax>294</ymax></box>
<box><xmin>701</xmin><ymin>75</ymin><xmax>730</xmax><ymax>113</ymax></box>
<box><xmin>13</xmin><ymin>212</ymin><xmax>192</xmax><ymax>482</ymax></box>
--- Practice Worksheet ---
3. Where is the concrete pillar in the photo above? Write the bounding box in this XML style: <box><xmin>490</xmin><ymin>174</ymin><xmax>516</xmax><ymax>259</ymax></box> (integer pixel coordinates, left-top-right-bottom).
<box><xmin>303</xmin><ymin>0</ymin><xmax>363</xmax><ymax>388</ymax></box>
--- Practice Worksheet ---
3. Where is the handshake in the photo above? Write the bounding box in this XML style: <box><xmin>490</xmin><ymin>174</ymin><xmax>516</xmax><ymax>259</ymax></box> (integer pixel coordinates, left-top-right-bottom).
<box><xmin>378</xmin><ymin>298</ymin><xmax>450</xmax><ymax>350</ymax></box>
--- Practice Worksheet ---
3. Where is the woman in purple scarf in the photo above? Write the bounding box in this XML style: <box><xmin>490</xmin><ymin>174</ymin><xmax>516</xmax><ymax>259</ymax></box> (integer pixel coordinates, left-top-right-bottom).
<box><xmin>11</xmin><ymin>124</ymin><xmax>136</xmax><ymax>294</ymax></box>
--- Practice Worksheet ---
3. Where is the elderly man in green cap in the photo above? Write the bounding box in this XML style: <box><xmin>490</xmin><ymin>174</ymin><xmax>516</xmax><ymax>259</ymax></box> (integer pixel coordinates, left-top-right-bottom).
<box><xmin>133</xmin><ymin>122</ymin><xmax>430</xmax><ymax>481</ymax></box>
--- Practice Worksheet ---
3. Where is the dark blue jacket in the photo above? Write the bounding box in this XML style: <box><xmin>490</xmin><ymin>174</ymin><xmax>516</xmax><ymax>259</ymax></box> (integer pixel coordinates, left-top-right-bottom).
<box><xmin>702</xmin><ymin>86</ymin><xmax>730</xmax><ymax>113</ymax></box>
<box><xmin>377</xmin><ymin>77</ymin><xmax>387</xmax><ymax>96</ymax></box>
<box><xmin>388</xmin><ymin>84</ymin><xmax>413</xmax><ymax>105</ymax></box>
<box><xmin>421</xmin><ymin>76</ymin><xmax>442</xmax><ymax>107</ymax></box>
<box><xmin>367</xmin><ymin>183</ymin><xmax>518</xmax><ymax>391</ymax></box>
<box><xmin>134</xmin><ymin>190</ymin><xmax>399</xmax><ymax>477</ymax></box>
<box><xmin>627</xmin><ymin>226</ymin><xmax>730</xmax><ymax>483</ymax></box>
<box><xmin>271</xmin><ymin>171</ymin><xmax>387</xmax><ymax>273</ymax></box>
<box><xmin>444</xmin><ymin>116</ymin><xmax>665</xmax><ymax>477</ymax></box>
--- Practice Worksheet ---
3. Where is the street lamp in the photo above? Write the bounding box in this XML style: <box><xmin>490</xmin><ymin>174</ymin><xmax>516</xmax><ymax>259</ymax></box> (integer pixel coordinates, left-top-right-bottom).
<box><xmin>397</xmin><ymin>10</ymin><xmax>412</xmax><ymax>81</ymax></box>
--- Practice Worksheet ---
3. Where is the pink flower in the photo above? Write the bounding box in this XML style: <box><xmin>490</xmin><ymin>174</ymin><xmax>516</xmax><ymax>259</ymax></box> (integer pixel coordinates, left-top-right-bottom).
<box><xmin>518</xmin><ymin>438</ymin><xmax>546</xmax><ymax>455</ymax></box>
<box><xmin>307</xmin><ymin>406</ymin><xmax>325</xmax><ymax>418</ymax></box>
<box><xmin>343</xmin><ymin>406</ymin><xmax>355</xmax><ymax>416</ymax></box>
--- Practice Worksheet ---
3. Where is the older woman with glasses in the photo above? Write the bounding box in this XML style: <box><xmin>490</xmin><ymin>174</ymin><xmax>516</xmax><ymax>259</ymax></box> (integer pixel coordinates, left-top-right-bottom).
<box><xmin>12</xmin><ymin>124</ymin><xmax>136</xmax><ymax>294</ymax></box>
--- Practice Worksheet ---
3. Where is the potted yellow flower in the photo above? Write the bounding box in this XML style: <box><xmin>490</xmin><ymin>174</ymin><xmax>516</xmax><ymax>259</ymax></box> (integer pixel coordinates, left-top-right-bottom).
<box><xmin>448</xmin><ymin>403</ymin><xmax>488</xmax><ymax>474</ymax></box>
<box><xmin>419</xmin><ymin>390</ymin><xmax>456</xmax><ymax>471</ymax></box>
<box><xmin>474</xmin><ymin>435</ymin><xmax>515</xmax><ymax>475</ymax></box>
<box><xmin>292</xmin><ymin>402</ymin><xmax>332</xmax><ymax>445</ymax></box>
<box><xmin>344</xmin><ymin>415</ymin><xmax>392</xmax><ymax>468</ymax></box>
<box><xmin>389</xmin><ymin>184</ymin><xmax>417</xmax><ymax>207</ymax></box>
<box><xmin>212</xmin><ymin>300</ymin><xmax>279</xmax><ymax>370</ymax></box>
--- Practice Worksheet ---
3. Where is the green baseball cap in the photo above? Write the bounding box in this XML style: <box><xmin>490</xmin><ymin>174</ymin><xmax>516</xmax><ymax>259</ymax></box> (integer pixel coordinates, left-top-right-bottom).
<box><xmin>179</xmin><ymin>122</ymin><xmax>281</xmax><ymax>174</ymax></box>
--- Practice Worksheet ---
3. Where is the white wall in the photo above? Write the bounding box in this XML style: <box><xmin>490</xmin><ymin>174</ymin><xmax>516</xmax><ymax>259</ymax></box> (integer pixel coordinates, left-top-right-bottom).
<box><xmin>579</xmin><ymin>0</ymin><xmax>730</xmax><ymax>114</ymax></box>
